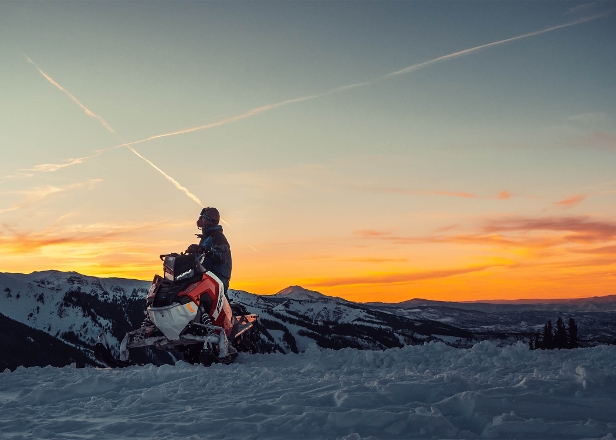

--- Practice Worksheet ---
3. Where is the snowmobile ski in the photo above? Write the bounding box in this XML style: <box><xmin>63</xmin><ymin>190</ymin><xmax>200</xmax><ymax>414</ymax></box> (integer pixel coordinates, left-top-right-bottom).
<box><xmin>94</xmin><ymin>334</ymin><xmax>138</xmax><ymax>368</ymax></box>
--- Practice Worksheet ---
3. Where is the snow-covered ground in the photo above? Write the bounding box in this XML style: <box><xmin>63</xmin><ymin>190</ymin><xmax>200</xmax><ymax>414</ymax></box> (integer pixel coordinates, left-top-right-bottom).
<box><xmin>2</xmin><ymin>342</ymin><xmax>615</xmax><ymax>439</ymax></box>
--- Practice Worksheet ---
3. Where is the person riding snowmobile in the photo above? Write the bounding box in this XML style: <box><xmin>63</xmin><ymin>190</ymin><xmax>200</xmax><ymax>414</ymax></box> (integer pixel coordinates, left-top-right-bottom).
<box><xmin>185</xmin><ymin>207</ymin><xmax>232</xmax><ymax>295</ymax></box>
<box><xmin>94</xmin><ymin>206</ymin><xmax>258</xmax><ymax>368</ymax></box>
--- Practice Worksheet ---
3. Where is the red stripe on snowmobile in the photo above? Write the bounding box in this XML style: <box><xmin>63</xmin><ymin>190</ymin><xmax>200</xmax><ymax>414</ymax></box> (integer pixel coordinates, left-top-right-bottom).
<box><xmin>177</xmin><ymin>272</ymin><xmax>233</xmax><ymax>337</ymax></box>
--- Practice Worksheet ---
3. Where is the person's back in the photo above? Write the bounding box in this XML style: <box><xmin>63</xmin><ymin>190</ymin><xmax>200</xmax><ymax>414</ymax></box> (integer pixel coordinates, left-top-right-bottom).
<box><xmin>186</xmin><ymin>207</ymin><xmax>232</xmax><ymax>293</ymax></box>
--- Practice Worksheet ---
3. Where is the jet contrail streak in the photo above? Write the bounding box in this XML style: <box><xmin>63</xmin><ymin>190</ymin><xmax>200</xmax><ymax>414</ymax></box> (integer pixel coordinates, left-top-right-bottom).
<box><xmin>125</xmin><ymin>145</ymin><xmax>203</xmax><ymax>206</ymax></box>
<box><xmin>384</xmin><ymin>11</ymin><xmax>612</xmax><ymax>78</ymax></box>
<box><xmin>125</xmin><ymin>93</ymin><xmax>322</xmax><ymax>148</ymax></box>
<box><xmin>25</xmin><ymin>55</ymin><xmax>117</xmax><ymax>134</ymax></box>
<box><xmin>103</xmin><ymin>12</ymin><xmax>610</xmax><ymax>150</ymax></box>
<box><xmin>21</xmin><ymin>11</ymin><xmax>611</xmax><ymax>179</ymax></box>
<box><xmin>25</xmin><ymin>55</ymin><xmax>205</xmax><ymax>209</ymax></box>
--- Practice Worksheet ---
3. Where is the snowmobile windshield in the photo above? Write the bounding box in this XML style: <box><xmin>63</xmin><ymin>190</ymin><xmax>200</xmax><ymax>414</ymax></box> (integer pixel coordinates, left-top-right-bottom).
<box><xmin>163</xmin><ymin>254</ymin><xmax>198</xmax><ymax>281</ymax></box>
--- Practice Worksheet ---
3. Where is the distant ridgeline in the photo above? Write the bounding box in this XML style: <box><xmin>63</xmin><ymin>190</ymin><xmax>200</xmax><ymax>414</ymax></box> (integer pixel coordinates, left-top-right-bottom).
<box><xmin>1</xmin><ymin>272</ymin><xmax>616</xmax><ymax>370</ymax></box>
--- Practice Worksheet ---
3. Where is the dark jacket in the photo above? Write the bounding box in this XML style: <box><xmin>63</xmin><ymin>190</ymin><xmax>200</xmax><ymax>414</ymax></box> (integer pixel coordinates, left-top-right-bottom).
<box><xmin>197</xmin><ymin>225</ymin><xmax>232</xmax><ymax>292</ymax></box>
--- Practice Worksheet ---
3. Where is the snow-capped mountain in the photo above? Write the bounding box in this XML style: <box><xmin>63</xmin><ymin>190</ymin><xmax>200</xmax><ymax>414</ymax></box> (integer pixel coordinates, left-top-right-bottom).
<box><xmin>0</xmin><ymin>271</ymin><xmax>172</xmax><ymax>369</ymax></box>
<box><xmin>1</xmin><ymin>270</ymin><xmax>614</xmax><ymax>370</ymax></box>
<box><xmin>368</xmin><ymin>297</ymin><xmax>616</xmax><ymax>345</ymax></box>
<box><xmin>0</xmin><ymin>271</ymin><xmax>470</xmax><ymax>369</ymax></box>
<box><xmin>229</xmin><ymin>288</ymin><xmax>471</xmax><ymax>355</ymax></box>
<box><xmin>273</xmin><ymin>285</ymin><xmax>331</xmax><ymax>301</ymax></box>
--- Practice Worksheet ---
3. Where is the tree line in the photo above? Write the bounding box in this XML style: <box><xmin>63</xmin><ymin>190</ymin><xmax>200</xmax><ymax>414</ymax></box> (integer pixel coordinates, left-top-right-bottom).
<box><xmin>529</xmin><ymin>317</ymin><xmax>579</xmax><ymax>350</ymax></box>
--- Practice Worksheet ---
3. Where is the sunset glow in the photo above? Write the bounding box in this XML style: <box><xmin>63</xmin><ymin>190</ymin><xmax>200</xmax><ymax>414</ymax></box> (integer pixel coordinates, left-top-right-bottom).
<box><xmin>1</xmin><ymin>2</ymin><xmax>615</xmax><ymax>302</ymax></box>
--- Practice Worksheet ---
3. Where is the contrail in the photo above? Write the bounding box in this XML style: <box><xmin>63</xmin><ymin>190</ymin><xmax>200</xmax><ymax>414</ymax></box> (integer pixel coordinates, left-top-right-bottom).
<box><xmin>25</xmin><ymin>55</ymin><xmax>205</xmax><ymax>209</ymax></box>
<box><xmin>383</xmin><ymin>11</ymin><xmax>612</xmax><ymax>78</ymax></box>
<box><xmin>20</xmin><ymin>11</ymin><xmax>611</xmax><ymax>178</ymax></box>
<box><xmin>120</xmin><ymin>82</ymin><xmax>371</xmax><ymax>149</ymax></box>
<box><xmin>126</xmin><ymin>93</ymin><xmax>323</xmax><ymax>148</ymax></box>
<box><xmin>109</xmin><ymin>12</ymin><xmax>611</xmax><ymax>149</ymax></box>
<box><xmin>125</xmin><ymin>145</ymin><xmax>203</xmax><ymax>206</ymax></box>
<box><xmin>25</xmin><ymin>56</ymin><xmax>117</xmax><ymax>134</ymax></box>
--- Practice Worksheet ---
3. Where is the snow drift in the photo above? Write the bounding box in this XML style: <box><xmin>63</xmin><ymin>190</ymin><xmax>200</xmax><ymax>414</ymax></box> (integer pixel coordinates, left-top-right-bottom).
<box><xmin>1</xmin><ymin>342</ymin><xmax>615</xmax><ymax>439</ymax></box>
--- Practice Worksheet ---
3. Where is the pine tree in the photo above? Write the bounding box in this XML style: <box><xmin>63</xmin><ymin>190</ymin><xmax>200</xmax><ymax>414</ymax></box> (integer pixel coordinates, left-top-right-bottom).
<box><xmin>542</xmin><ymin>320</ymin><xmax>554</xmax><ymax>349</ymax></box>
<box><xmin>554</xmin><ymin>317</ymin><xmax>568</xmax><ymax>349</ymax></box>
<box><xmin>533</xmin><ymin>331</ymin><xmax>541</xmax><ymax>350</ymax></box>
<box><xmin>567</xmin><ymin>317</ymin><xmax>579</xmax><ymax>349</ymax></box>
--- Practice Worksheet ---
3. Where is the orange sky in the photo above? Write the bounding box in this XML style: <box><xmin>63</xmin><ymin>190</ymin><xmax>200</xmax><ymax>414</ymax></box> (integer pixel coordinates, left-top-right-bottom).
<box><xmin>1</xmin><ymin>2</ymin><xmax>615</xmax><ymax>303</ymax></box>
<box><xmin>1</xmin><ymin>212</ymin><xmax>615</xmax><ymax>303</ymax></box>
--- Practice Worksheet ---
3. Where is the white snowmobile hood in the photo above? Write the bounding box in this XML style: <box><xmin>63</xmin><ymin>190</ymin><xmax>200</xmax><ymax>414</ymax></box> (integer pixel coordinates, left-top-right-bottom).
<box><xmin>148</xmin><ymin>302</ymin><xmax>198</xmax><ymax>340</ymax></box>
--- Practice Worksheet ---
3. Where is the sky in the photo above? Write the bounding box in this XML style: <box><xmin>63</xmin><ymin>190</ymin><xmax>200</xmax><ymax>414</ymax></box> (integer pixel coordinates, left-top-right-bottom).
<box><xmin>1</xmin><ymin>1</ymin><xmax>615</xmax><ymax>303</ymax></box>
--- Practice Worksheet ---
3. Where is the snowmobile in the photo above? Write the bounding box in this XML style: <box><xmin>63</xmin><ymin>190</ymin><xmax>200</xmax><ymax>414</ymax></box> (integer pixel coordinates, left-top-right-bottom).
<box><xmin>94</xmin><ymin>251</ymin><xmax>259</xmax><ymax>368</ymax></box>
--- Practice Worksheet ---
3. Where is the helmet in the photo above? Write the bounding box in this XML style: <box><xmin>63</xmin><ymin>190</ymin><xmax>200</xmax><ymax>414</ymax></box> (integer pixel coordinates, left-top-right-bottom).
<box><xmin>200</xmin><ymin>207</ymin><xmax>220</xmax><ymax>225</ymax></box>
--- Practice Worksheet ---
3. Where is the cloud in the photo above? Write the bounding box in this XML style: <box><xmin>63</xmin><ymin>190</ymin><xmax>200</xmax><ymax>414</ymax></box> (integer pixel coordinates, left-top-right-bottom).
<box><xmin>0</xmin><ymin>179</ymin><xmax>101</xmax><ymax>213</ymax></box>
<box><xmin>354</xmin><ymin>215</ymin><xmax>616</xmax><ymax>249</ymax></box>
<box><xmin>351</xmin><ymin>186</ymin><xmax>512</xmax><ymax>200</ymax></box>
<box><xmin>566</xmin><ymin>2</ymin><xmax>603</xmax><ymax>15</ymax></box>
<box><xmin>572</xmin><ymin>245</ymin><xmax>616</xmax><ymax>255</ymax></box>
<box><xmin>353</xmin><ymin>229</ymin><xmax>393</xmax><ymax>238</ymax></box>
<box><xmin>584</xmin><ymin>132</ymin><xmax>616</xmax><ymax>150</ymax></box>
<box><xmin>0</xmin><ymin>220</ymin><xmax>169</xmax><ymax>254</ymax></box>
<box><xmin>3</xmin><ymin>172</ymin><xmax>34</xmax><ymax>179</ymax></box>
<box><xmin>337</xmin><ymin>257</ymin><xmax>408</xmax><ymax>263</ymax></box>
<box><xmin>568</xmin><ymin>112</ymin><xmax>609</xmax><ymax>125</ymax></box>
<box><xmin>5</xmin><ymin>153</ymin><xmax>105</xmax><ymax>179</ymax></box>
<box><xmin>554</xmin><ymin>194</ymin><xmax>587</xmax><ymax>208</ymax></box>
<box><xmin>482</xmin><ymin>215</ymin><xmax>616</xmax><ymax>243</ymax></box>
<box><xmin>498</xmin><ymin>191</ymin><xmax>512</xmax><ymax>200</ymax></box>
<box><xmin>304</xmin><ymin>265</ymin><xmax>495</xmax><ymax>287</ymax></box>
<box><xmin>24</xmin><ymin>153</ymin><xmax>102</xmax><ymax>173</ymax></box>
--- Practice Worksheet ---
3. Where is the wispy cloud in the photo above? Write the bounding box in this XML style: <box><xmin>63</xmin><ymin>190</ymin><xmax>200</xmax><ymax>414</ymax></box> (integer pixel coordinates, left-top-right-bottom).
<box><xmin>21</xmin><ymin>153</ymin><xmax>102</xmax><ymax>173</ymax></box>
<box><xmin>572</xmin><ymin>245</ymin><xmax>616</xmax><ymax>255</ymax></box>
<box><xmin>353</xmin><ymin>229</ymin><xmax>394</xmax><ymax>238</ymax></box>
<box><xmin>336</xmin><ymin>257</ymin><xmax>408</xmax><ymax>263</ymax></box>
<box><xmin>354</xmin><ymin>215</ymin><xmax>616</xmax><ymax>249</ymax></box>
<box><xmin>555</xmin><ymin>194</ymin><xmax>587</xmax><ymax>208</ymax></box>
<box><xmin>0</xmin><ymin>219</ymin><xmax>168</xmax><ymax>253</ymax></box>
<box><xmin>583</xmin><ymin>132</ymin><xmax>616</xmax><ymax>150</ymax></box>
<box><xmin>568</xmin><ymin>112</ymin><xmax>609</xmax><ymax>125</ymax></box>
<box><xmin>304</xmin><ymin>265</ymin><xmax>495</xmax><ymax>287</ymax></box>
<box><xmin>566</xmin><ymin>2</ymin><xmax>604</xmax><ymax>15</ymax></box>
<box><xmin>0</xmin><ymin>179</ymin><xmax>101</xmax><ymax>214</ymax></box>
<box><xmin>301</xmin><ymin>254</ymin><xmax>408</xmax><ymax>263</ymax></box>
<box><xmin>5</xmin><ymin>152</ymin><xmax>104</xmax><ymax>179</ymax></box>
<box><xmin>498</xmin><ymin>191</ymin><xmax>512</xmax><ymax>200</ymax></box>
<box><xmin>351</xmin><ymin>186</ymin><xmax>512</xmax><ymax>200</ymax></box>
<box><xmin>482</xmin><ymin>215</ymin><xmax>616</xmax><ymax>242</ymax></box>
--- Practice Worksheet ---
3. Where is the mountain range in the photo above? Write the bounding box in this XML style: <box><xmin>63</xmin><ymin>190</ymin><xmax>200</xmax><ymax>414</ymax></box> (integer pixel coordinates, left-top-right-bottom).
<box><xmin>1</xmin><ymin>271</ymin><xmax>615</xmax><ymax>370</ymax></box>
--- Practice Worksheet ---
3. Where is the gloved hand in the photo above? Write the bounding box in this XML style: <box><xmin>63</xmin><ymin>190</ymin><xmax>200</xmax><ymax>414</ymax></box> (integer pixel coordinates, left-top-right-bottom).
<box><xmin>185</xmin><ymin>244</ymin><xmax>203</xmax><ymax>254</ymax></box>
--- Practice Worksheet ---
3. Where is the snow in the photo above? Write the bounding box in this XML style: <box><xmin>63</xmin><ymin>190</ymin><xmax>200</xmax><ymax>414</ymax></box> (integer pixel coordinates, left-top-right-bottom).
<box><xmin>2</xmin><ymin>342</ymin><xmax>616</xmax><ymax>439</ymax></box>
